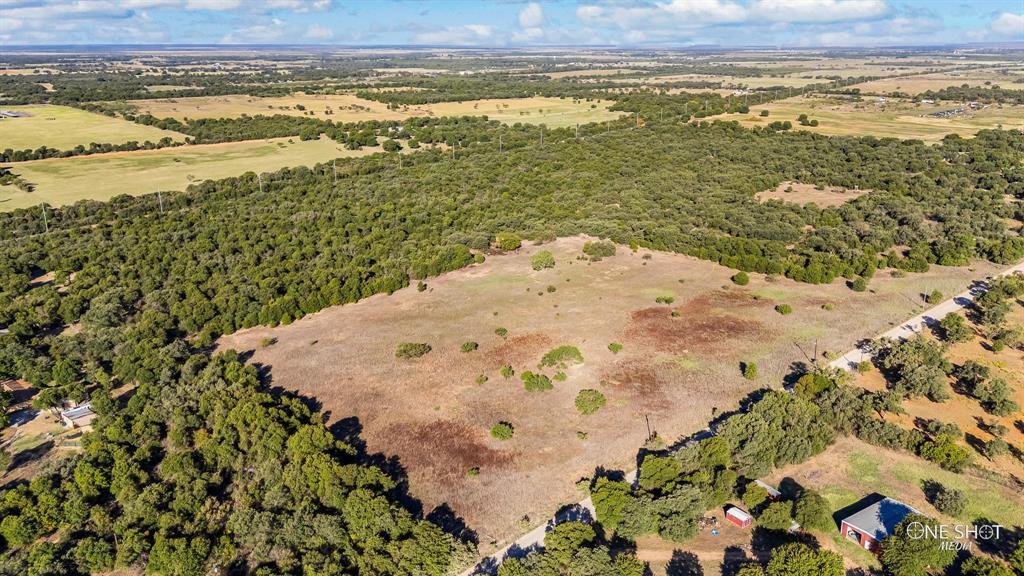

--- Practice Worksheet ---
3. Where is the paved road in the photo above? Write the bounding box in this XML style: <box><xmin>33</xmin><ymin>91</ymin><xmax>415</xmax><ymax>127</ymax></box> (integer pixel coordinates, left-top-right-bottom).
<box><xmin>829</xmin><ymin>260</ymin><xmax>1024</xmax><ymax>371</ymax></box>
<box><xmin>462</xmin><ymin>261</ymin><xmax>1024</xmax><ymax>575</ymax></box>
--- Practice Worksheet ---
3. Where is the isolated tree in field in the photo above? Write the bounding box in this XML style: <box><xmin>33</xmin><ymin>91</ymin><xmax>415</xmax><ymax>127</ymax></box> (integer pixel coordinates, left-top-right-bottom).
<box><xmin>575</xmin><ymin>389</ymin><xmax>607</xmax><ymax>415</ymax></box>
<box><xmin>608</xmin><ymin>342</ymin><xmax>623</xmax><ymax>354</ymax></box>
<box><xmin>775</xmin><ymin>304</ymin><xmax>792</xmax><ymax>315</ymax></box>
<box><xmin>495</xmin><ymin>232</ymin><xmax>521</xmax><ymax>251</ymax></box>
<box><xmin>499</xmin><ymin>365</ymin><xmax>514</xmax><ymax>378</ymax></box>
<box><xmin>766</xmin><ymin>543</ymin><xmax>843</xmax><ymax>576</ymax></box>
<box><xmin>732</xmin><ymin>271</ymin><xmax>750</xmax><ymax>285</ymax></box>
<box><xmin>926</xmin><ymin>289</ymin><xmax>943</xmax><ymax>304</ymax></box>
<box><xmin>583</xmin><ymin>240</ymin><xmax>616</xmax><ymax>260</ymax></box>
<box><xmin>880</xmin><ymin>514</ymin><xmax>956</xmax><ymax>576</ymax></box>
<box><xmin>850</xmin><ymin>276</ymin><xmax>867</xmax><ymax>292</ymax></box>
<box><xmin>460</xmin><ymin>341</ymin><xmax>479</xmax><ymax>353</ymax></box>
<box><xmin>530</xmin><ymin>250</ymin><xmax>555</xmax><ymax>270</ymax></box>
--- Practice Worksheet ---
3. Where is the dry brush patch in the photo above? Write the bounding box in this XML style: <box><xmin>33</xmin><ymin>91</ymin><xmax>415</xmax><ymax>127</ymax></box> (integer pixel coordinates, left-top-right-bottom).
<box><xmin>216</xmin><ymin>236</ymin><xmax>998</xmax><ymax>547</ymax></box>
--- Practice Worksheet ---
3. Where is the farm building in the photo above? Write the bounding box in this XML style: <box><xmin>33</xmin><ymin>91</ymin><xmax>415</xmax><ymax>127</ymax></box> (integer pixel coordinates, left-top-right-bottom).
<box><xmin>1</xmin><ymin>379</ymin><xmax>33</xmax><ymax>409</ymax></box>
<box><xmin>754</xmin><ymin>479</ymin><xmax>782</xmax><ymax>501</ymax></box>
<box><xmin>60</xmin><ymin>403</ymin><xmax>97</xmax><ymax>429</ymax></box>
<box><xmin>725</xmin><ymin>506</ymin><xmax>753</xmax><ymax>528</ymax></box>
<box><xmin>839</xmin><ymin>497</ymin><xmax>919</xmax><ymax>552</ymax></box>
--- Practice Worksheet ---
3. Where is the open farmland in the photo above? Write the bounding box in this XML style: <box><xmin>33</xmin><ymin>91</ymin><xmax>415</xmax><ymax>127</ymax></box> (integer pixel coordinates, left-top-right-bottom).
<box><xmin>717</xmin><ymin>95</ymin><xmax>1024</xmax><ymax>141</ymax></box>
<box><xmin>0</xmin><ymin>104</ymin><xmax>186</xmax><ymax>150</ymax></box>
<box><xmin>850</xmin><ymin>69</ymin><xmax>1024</xmax><ymax>95</ymax></box>
<box><xmin>217</xmin><ymin>236</ymin><xmax>998</xmax><ymax>547</ymax></box>
<box><xmin>0</xmin><ymin>136</ymin><xmax>367</xmax><ymax>210</ymax></box>
<box><xmin>124</xmin><ymin>93</ymin><xmax>621</xmax><ymax>127</ymax></box>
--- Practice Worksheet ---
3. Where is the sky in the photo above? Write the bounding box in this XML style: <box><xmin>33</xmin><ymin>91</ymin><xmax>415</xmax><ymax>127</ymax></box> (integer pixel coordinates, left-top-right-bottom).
<box><xmin>1</xmin><ymin>0</ymin><xmax>1022</xmax><ymax>48</ymax></box>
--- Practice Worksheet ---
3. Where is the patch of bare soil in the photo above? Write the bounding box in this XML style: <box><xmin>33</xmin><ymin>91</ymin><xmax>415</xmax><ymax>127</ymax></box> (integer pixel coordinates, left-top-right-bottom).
<box><xmin>757</xmin><ymin>181</ymin><xmax>868</xmax><ymax>208</ymax></box>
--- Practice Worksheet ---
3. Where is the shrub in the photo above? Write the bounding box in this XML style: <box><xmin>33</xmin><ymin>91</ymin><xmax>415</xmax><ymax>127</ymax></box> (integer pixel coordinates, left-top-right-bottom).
<box><xmin>980</xmin><ymin>438</ymin><xmax>1009</xmax><ymax>459</ymax></box>
<box><xmin>531</xmin><ymin>250</ymin><xmax>555</xmax><ymax>270</ymax></box>
<box><xmin>655</xmin><ymin>295</ymin><xmax>675</xmax><ymax>304</ymax></box>
<box><xmin>546</xmin><ymin>285</ymin><xmax>557</xmax><ymax>293</ymax></box>
<box><xmin>540</xmin><ymin>345</ymin><xmax>584</xmax><ymax>368</ymax></box>
<box><xmin>466</xmin><ymin>467</ymin><xmax>480</xmax><ymax>477</ymax></box>
<box><xmin>850</xmin><ymin>277</ymin><xmax>867</xmax><ymax>292</ymax></box>
<box><xmin>732</xmin><ymin>271</ymin><xmax>750</xmax><ymax>285</ymax></box>
<box><xmin>939</xmin><ymin>313</ymin><xmax>972</xmax><ymax>344</ymax></box>
<box><xmin>495</xmin><ymin>232</ymin><xmax>521</xmax><ymax>251</ymax></box>
<box><xmin>582</xmin><ymin>240</ymin><xmax>616</xmax><ymax>260</ymax></box>
<box><xmin>475</xmin><ymin>374</ymin><xmax>488</xmax><ymax>385</ymax></box>
<box><xmin>416</xmin><ymin>281</ymin><xmax>427</xmax><ymax>292</ymax></box>
<box><xmin>926</xmin><ymin>289</ymin><xmax>944</xmax><ymax>304</ymax></box>
<box><xmin>500</xmin><ymin>365</ymin><xmax>514</xmax><ymax>379</ymax></box>
<box><xmin>490</xmin><ymin>422</ymin><xmax>514</xmax><ymax>440</ymax></box>
<box><xmin>395</xmin><ymin>342</ymin><xmax>431</xmax><ymax>358</ymax></box>
<box><xmin>495</xmin><ymin>327</ymin><xmax>508</xmax><ymax>338</ymax></box>
<box><xmin>742</xmin><ymin>362</ymin><xmax>758</xmax><ymax>380</ymax></box>
<box><xmin>759</xmin><ymin>110</ymin><xmax>770</xmax><ymax>117</ymax></box>
<box><xmin>259</xmin><ymin>337</ymin><xmax>277</xmax><ymax>348</ymax></box>
<box><xmin>461</xmin><ymin>341</ymin><xmax>479</xmax><ymax>353</ymax></box>
<box><xmin>521</xmin><ymin>371</ymin><xmax>553</xmax><ymax>391</ymax></box>
<box><xmin>608</xmin><ymin>342</ymin><xmax>623</xmax><ymax>354</ymax></box>
<box><xmin>575</xmin><ymin>389</ymin><xmax>607</xmax><ymax>415</ymax></box>
<box><xmin>857</xmin><ymin>360</ymin><xmax>872</xmax><ymax>373</ymax></box>
<box><xmin>961</xmin><ymin>556</ymin><xmax>1015</xmax><ymax>576</ymax></box>
<box><xmin>553</xmin><ymin>371</ymin><xmax>567</xmax><ymax>381</ymax></box>
<box><xmin>775</xmin><ymin>304</ymin><xmax>793</xmax><ymax>315</ymax></box>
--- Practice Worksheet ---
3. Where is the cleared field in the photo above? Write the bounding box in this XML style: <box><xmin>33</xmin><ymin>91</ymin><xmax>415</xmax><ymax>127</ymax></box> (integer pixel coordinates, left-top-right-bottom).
<box><xmin>217</xmin><ymin>235</ymin><xmax>997</xmax><ymax>547</ymax></box>
<box><xmin>0</xmin><ymin>104</ymin><xmax>186</xmax><ymax>150</ymax></box>
<box><xmin>0</xmin><ymin>136</ymin><xmax>367</xmax><ymax>210</ymax></box>
<box><xmin>124</xmin><ymin>93</ymin><xmax>622</xmax><ymax>128</ymax></box>
<box><xmin>544</xmin><ymin>68</ymin><xmax>633</xmax><ymax>79</ymax></box>
<box><xmin>124</xmin><ymin>93</ymin><xmax>409</xmax><ymax>122</ymax></box>
<box><xmin>757</xmin><ymin>181</ymin><xmax>867</xmax><ymax>208</ymax></box>
<box><xmin>850</xmin><ymin>70</ymin><xmax>1024</xmax><ymax>95</ymax></box>
<box><xmin>425</xmin><ymin>97</ymin><xmax>621</xmax><ymax>128</ymax></box>
<box><xmin>716</xmin><ymin>96</ymin><xmax>1024</xmax><ymax>141</ymax></box>
<box><xmin>634</xmin><ymin>74</ymin><xmax>823</xmax><ymax>88</ymax></box>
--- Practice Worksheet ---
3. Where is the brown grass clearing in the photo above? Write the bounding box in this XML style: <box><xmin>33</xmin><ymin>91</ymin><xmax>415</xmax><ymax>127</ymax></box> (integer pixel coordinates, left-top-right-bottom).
<box><xmin>850</xmin><ymin>70</ymin><xmax>1024</xmax><ymax>95</ymax></box>
<box><xmin>757</xmin><ymin>181</ymin><xmax>868</xmax><ymax>208</ymax></box>
<box><xmin>216</xmin><ymin>236</ymin><xmax>999</xmax><ymax>549</ymax></box>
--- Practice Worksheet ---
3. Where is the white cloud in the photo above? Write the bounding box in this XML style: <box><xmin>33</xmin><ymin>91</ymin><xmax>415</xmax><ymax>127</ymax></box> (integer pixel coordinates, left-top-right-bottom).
<box><xmin>304</xmin><ymin>23</ymin><xmax>333</xmax><ymax>39</ymax></box>
<box><xmin>414</xmin><ymin>23</ymin><xmax>495</xmax><ymax>45</ymax></box>
<box><xmin>518</xmin><ymin>2</ymin><xmax>543</xmax><ymax>28</ymax></box>
<box><xmin>990</xmin><ymin>12</ymin><xmax>1023</xmax><ymax>37</ymax></box>
<box><xmin>186</xmin><ymin>0</ymin><xmax>241</xmax><ymax>10</ymax></box>
<box><xmin>750</xmin><ymin>0</ymin><xmax>888</xmax><ymax>23</ymax></box>
<box><xmin>576</xmin><ymin>5</ymin><xmax>603</xmax><ymax>22</ymax></box>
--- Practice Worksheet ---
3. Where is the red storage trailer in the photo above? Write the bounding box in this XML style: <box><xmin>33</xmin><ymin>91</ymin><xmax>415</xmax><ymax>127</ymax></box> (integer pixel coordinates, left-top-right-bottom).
<box><xmin>725</xmin><ymin>506</ymin><xmax>753</xmax><ymax>528</ymax></box>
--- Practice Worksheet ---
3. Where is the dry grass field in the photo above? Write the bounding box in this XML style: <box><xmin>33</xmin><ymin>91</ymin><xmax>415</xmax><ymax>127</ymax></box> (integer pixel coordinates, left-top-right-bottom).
<box><xmin>124</xmin><ymin>93</ymin><xmax>621</xmax><ymax>128</ymax></box>
<box><xmin>635</xmin><ymin>74</ymin><xmax>823</xmax><ymax>88</ymax></box>
<box><xmin>217</xmin><ymin>236</ymin><xmax>998</xmax><ymax>547</ymax></box>
<box><xmin>0</xmin><ymin>104</ymin><xmax>186</xmax><ymax>150</ymax></box>
<box><xmin>0</xmin><ymin>136</ymin><xmax>369</xmax><ymax>210</ymax></box>
<box><xmin>716</xmin><ymin>95</ymin><xmax>1024</xmax><ymax>141</ymax></box>
<box><xmin>849</xmin><ymin>69</ymin><xmax>1024</xmax><ymax>95</ymax></box>
<box><xmin>757</xmin><ymin>181</ymin><xmax>867</xmax><ymax>208</ymax></box>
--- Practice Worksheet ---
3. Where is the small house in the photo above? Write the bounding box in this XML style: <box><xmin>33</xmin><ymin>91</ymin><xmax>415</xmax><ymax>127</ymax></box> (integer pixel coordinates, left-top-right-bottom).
<box><xmin>725</xmin><ymin>506</ymin><xmax>753</xmax><ymax>528</ymax></box>
<box><xmin>60</xmin><ymin>403</ymin><xmax>97</xmax><ymax>429</ymax></box>
<box><xmin>839</xmin><ymin>497</ymin><xmax>918</xmax><ymax>552</ymax></box>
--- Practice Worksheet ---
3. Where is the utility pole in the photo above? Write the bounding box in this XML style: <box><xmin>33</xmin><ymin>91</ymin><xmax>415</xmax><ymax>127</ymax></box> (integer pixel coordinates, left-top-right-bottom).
<box><xmin>41</xmin><ymin>205</ymin><xmax>48</xmax><ymax>233</ymax></box>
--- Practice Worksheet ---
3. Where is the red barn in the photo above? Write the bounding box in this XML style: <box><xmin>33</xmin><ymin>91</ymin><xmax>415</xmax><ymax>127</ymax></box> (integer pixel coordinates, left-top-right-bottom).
<box><xmin>839</xmin><ymin>497</ymin><xmax>918</xmax><ymax>552</ymax></box>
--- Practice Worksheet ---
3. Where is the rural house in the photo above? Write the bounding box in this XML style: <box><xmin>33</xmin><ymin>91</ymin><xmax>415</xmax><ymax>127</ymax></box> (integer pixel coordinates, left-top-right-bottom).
<box><xmin>60</xmin><ymin>403</ymin><xmax>97</xmax><ymax>429</ymax></box>
<box><xmin>839</xmin><ymin>497</ymin><xmax>919</xmax><ymax>552</ymax></box>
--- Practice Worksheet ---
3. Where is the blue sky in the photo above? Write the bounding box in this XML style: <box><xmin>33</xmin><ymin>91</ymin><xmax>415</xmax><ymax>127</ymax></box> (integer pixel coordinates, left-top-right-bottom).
<box><xmin>1</xmin><ymin>1</ymin><xmax>1022</xmax><ymax>47</ymax></box>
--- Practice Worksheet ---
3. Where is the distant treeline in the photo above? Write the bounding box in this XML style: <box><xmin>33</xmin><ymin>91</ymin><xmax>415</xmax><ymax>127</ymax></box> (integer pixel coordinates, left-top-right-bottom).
<box><xmin>1</xmin><ymin>137</ymin><xmax>182</xmax><ymax>163</ymax></box>
<box><xmin>917</xmin><ymin>85</ymin><xmax>1024</xmax><ymax>105</ymax></box>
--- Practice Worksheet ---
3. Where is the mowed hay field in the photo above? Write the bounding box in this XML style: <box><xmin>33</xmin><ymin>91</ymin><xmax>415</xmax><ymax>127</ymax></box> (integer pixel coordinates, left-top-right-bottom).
<box><xmin>217</xmin><ymin>236</ymin><xmax>998</xmax><ymax>547</ymax></box>
<box><xmin>124</xmin><ymin>93</ymin><xmax>621</xmax><ymax>128</ymax></box>
<box><xmin>850</xmin><ymin>69</ymin><xmax>1024</xmax><ymax>95</ymax></box>
<box><xmin>0</xmin><ymin>104</ymin><xmax>186</xmax><ymax>150</ymax></box>
<box><xmin>0</xmin><ymin>136</ymin><xmax>367</xmax><ymax>210</ymax></box>
<box><xmin>718</xmin><ymin>96</ymin><xmax>1024</xmax><ymax>141</ymax></box>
